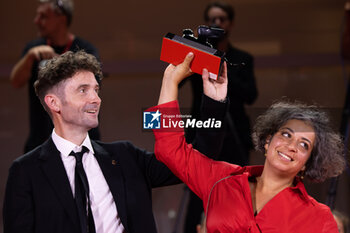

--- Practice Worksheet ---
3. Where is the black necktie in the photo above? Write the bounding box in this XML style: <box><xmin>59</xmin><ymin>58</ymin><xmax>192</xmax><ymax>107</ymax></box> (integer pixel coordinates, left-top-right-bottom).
<box><xmin>70</xmin><ymin>146</ymin><xmax>96</xmax><ymax>233</ymax></box>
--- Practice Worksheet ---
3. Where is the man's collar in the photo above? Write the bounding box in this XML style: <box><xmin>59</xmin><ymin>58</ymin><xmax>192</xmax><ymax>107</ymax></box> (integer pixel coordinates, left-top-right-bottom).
<box><xmin>51</xmin><ymin>129</ymin><xmax>94</xmax><ymax>157</ymax></box>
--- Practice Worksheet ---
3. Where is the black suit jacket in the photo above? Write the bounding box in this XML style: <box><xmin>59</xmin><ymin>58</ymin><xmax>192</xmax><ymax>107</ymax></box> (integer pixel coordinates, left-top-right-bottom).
<box><xmin>3</xmin><ymin>95</ymin><xmax>228</xmax><ymax>233</ymax></box>
<box><xmin>3</xmin><ymin>138</ymin><xmax>180</xmax><ymax>233</ymax></box>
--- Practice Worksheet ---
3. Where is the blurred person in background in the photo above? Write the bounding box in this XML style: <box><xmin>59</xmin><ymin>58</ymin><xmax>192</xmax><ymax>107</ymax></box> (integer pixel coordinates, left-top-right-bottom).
<box><xmin>196</xmin><ymin>213</ymin><xmax>207</xmax><ymax>233</ymax></box>
<box><xmin>10</xmin><ymin>0</ymin><xmax>100</xmax><ymax>153</ymax></box>
<box><xmin>333</xmin><ymin>210</ymin><xmax>349</xmax><ymax>233</ymax></box>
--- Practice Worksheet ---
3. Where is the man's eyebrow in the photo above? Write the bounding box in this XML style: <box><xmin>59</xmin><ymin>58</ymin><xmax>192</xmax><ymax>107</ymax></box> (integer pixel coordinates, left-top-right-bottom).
<box><xmin>76</xmin><ymin>84</ymin><xmax>100</xmax><ymax>89</ymax></box>
<box><xmin>77</xmin><ymin>84</ymin><xmax>89</xmax><ymax>88</ymax></box>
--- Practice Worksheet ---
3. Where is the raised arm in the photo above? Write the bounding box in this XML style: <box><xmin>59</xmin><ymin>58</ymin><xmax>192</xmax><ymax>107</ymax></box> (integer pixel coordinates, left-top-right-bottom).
<box><xmin>151</xmin><ymin>54</ymin><xmax>238</xmax><ymax>201</ymax></box>
<box><xmin>192</xmin><ymin>63</ymin><xmax>229</xmax><ymax>157</ymax></box>
<box><xmin>158</xmin><ymin>52</ymin><xmax>228</xmax><ymax>105</ymax></box>
<box><xmin>10</xmin><ymin>45</ymin><xmax>56</xmax><ymax>88</ymax></box>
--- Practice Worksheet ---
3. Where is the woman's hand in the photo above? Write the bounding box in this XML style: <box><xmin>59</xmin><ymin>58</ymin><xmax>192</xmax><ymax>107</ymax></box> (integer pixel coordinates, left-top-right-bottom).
<box><xmin>202</xmin><ymin>62</ymin><xmax>228</xmax><ymax>102</ymax></box>
<box><xmin>163</xmin><ymin>52</ymin><xmax>194</xmax><ymax>85</ymax></box>
<box><xmin>158</xmin><ymin>52</ymin><xmax>194</xmax><ymax>104</ymax></box>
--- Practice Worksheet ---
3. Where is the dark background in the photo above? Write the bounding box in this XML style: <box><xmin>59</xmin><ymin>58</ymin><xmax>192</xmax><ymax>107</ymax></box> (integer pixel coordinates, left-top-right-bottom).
<box><xmin>0</xmin><ymin>0</ymin><xmax>349</xmax><ymax>232</ymax></box>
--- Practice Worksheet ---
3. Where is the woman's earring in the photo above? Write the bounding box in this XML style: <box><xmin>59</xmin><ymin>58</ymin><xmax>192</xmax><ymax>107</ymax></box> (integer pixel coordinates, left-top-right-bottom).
<box><xmin>300</xmin><ymin>170</ymin><xmax>305</xmax><ymax>180</ymax></box>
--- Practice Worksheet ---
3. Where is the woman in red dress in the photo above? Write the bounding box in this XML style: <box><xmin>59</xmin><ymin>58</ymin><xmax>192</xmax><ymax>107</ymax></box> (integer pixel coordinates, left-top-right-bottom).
<box><xmin>149</xmin><ymin>53</ymin><xmax>346</xmax><ymax>232</ymax></box>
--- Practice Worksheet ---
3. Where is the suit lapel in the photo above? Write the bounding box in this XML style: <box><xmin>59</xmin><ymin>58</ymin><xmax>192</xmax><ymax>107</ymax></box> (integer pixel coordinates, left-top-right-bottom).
<box><xmin>92</xmin><ymin>141</ymin><xmax>128</xmax><ymax>231</ymax></box>
<box><xmin>38</xmin><ymin>138</ymin><xmax>80</xmax><ymax>231</ymax></box>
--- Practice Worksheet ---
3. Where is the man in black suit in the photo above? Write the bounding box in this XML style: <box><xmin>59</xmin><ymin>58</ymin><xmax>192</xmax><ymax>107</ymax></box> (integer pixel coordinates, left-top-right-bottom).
<box><xmin>3</xmin><ymin>51</ymin><xmax>227</xmax><ymax>233</ymax></box>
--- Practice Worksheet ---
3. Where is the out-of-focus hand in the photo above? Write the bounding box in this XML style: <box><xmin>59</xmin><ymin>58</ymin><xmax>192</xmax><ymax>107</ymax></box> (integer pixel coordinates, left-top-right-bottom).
<box><xmin>28</xmin><ymin>45</ymin><xmax>57</xmax><ymax>61</ymax></box>
<box><xmin>202</xmin><ymin>62</ymin><xmax>228</xmax><ymax>102</ymax></box>
<box><xmin>10</xmin><ymin>45</ymin><xmax>58</xmax><ymax>88</ymax></box>
<box><xmin>346</xmin><ymin>2</ymin><xmax>350</xmax><ymax>11</ymax></box>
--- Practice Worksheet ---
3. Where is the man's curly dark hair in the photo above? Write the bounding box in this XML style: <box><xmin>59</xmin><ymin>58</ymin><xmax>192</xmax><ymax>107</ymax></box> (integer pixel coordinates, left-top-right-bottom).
<box><xmin>34</xmin><ymin>50</ymin><xmax>102</xmax><ymax>114</ymax></box>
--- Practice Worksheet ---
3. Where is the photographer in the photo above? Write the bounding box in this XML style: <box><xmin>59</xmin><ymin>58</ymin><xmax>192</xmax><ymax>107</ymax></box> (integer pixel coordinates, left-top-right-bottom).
<box><xmin>181</xmin><ymin>2</ymin><xmax>258</xmax><ymax>232</ymax></box>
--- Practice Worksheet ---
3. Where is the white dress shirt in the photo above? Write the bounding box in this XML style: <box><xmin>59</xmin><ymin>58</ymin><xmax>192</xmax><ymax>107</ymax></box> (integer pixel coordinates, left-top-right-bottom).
<box><xmin>52</xmin><ymin>130</ymin><xmax>125</xmax><ymax>233</ymax></box>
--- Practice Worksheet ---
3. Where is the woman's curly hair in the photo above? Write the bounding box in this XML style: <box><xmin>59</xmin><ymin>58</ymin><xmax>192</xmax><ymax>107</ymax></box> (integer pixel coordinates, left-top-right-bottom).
<box><xmin>252</xmin><ymin>100</ymin><xmax>346</xmax><ymax>182</ymax></box>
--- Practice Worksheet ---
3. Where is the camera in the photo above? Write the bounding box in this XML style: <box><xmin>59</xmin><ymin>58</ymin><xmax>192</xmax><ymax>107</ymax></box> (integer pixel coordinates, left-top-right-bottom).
<box><xmin>182</xmin><ymin>25</ymin><xmax>225</xmax><ymax>49</ymax></box>
<box><xmin>160</xmin><ymin>25</ymin><xmax>227</xmax><ymax>79</ymax></box>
